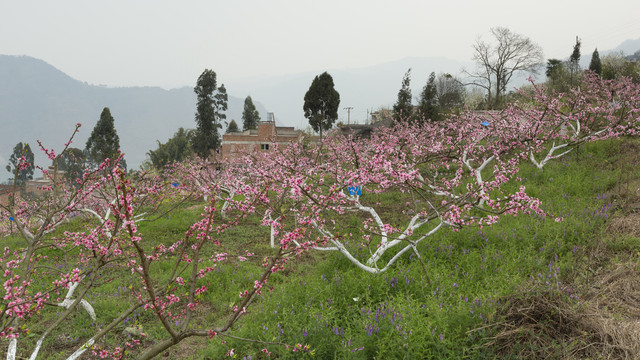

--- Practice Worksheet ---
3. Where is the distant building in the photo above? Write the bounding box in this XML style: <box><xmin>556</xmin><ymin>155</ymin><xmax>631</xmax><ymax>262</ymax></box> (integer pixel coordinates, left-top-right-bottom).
<box><xmin>0</xmin><ymin>167</ymin><xmax>65</xmax><ymax>206</ymax></box>
<box><xmin>0</xmin><ymin>185</ymin><xmax>20</xmax><ymax>207</ymax></box>
<box><xmin>220</xmin><ymin>114</ymin><xmax>304</xmax><ymax>161</ymax></box>
<box><xmin>25</xmin><ymin>178</ymin><xmax>54</xmax><ymax>196</ymax></box>
<box><xmin>337</xmin><ymin>117</ymin><xmax>393</xmax><ymax>139</ymax></box>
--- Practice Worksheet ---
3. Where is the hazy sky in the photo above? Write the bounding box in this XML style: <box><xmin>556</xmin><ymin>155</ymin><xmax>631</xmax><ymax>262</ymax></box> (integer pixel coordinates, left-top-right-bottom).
<box><xmin>2</xmin><ymin>0</ymin><xmax>639</xmax><ymax>89</ymax></box>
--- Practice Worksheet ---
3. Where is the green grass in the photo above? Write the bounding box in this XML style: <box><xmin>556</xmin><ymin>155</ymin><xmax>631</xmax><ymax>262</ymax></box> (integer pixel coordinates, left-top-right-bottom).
<box><xmin>2</xmin><ymin>138</ymin><xmax>638</xmax><ymax>359</ymax></box>
<box><xmin>199</xmin><ymin>138</ymin><xmax>636</xmax><ymax>359</ymax></box>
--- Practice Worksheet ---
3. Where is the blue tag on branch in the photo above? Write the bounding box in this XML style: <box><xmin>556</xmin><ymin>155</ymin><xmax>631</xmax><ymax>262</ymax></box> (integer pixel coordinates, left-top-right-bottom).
<box><xmin>171</xmin><ymin>182</ymin><xmax>179</xmax><ymax>188</ymax></box>
<box><xmin>481</xmin><ymin>121</ymin><xmax>490</xmax><ymax>127</ymax></box>
<box><xmin>348</xmin><ymin>186</ymin><xmax>362</xmax><ymax>196</ymax></box>
<box><xmin>9</xmin><ymin>216</ymin><xmax>14</xmax><ymax>222</ymax></box>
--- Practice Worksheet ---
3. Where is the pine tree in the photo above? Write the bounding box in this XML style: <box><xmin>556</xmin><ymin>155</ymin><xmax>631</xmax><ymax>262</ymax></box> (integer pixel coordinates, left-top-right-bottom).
<box><xmin>85</xmin><ymin>107</ymin><xmax>121</xmax><ymax>166</ymax></box>
<box><xmin>242</xmin><ymin>96</ymin><xmax>260</xmax><ymax>131</ymax></box>
<box><xmin>303</xmin><ymin>72</ymin><xmax>340</xmax><ymax>139</ymax></box>
<box><xmin>215</xmin><ymin>84</ymin><xmax>228</xmax><ymax>126</ymax></box>
<box><xmin>393</xmin><ymin>69</ymin><xmax>413</xmax><ymax>122</ymax></box>
<box><xmin>192</xmin><ymin>69</ymin><xmax>227</xmax><ymax>159</ymax></box>
<box><xmin>589</xmin><ymin>48</ymin><xmax>602</xmax><ymax>75</ymax></box>
<box><xmin>6</xmin><ymin>142</ymin><xmax>34</xmax><ymax>186</ymax></box>
<box><xmin>417</xmin><ymin>72</ymin><xmax>439</xmax><ymax>122</ymax></box>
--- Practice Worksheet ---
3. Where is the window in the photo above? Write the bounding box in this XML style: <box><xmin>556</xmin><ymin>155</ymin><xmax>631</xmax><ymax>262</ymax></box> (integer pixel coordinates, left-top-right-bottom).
<box><xmin>260</xmin><ymin>143</ymin><xmax>270</xmax><ymax>150</ymax></box>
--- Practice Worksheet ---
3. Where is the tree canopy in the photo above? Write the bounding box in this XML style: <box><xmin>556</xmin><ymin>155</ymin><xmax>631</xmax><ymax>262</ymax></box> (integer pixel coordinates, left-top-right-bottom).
<box><xmin>6</xmin><ymin>142</ymin><xmax>34</xmax><ymax>186</ymax></box>
<box><xmin>589</xmin><ymin>48</ymin><xmax>602</xmax><ymax>75</ymax></box>
<box><xmin>226</xmin><ymin>120</ymin><xmax>239</xmax><ymax>134</ymax></box>
<box><xmin>147</xmin><ymin>127</ymin><xmax>194</xmax><ymax>170</ymax></box>
<box><xmin>303</xmin><ymin>72</ymin><xmax>340</xmax><ymax>139</ymax></box>
<box><xmin>436</xmin><ymin>73</ymin><xmax>466</xmax><ymax>111</ymax></box>
<box><xmin>192</xmin><ymin>69</ymin><xmax>227</xmax><ymax>159</ymax></box>
<box><xmin>416</xmin><ymin>72</ymin><xmax>438</xmax><ymax>122</ymax></box>
<box><xmin>465</xmin><ymin>27</ymin><xmax>544</xmax><ymax>109</ymax></box>
<box><xmin>85</xmin><ymin>107</ymin><xmax>121</xmax><ymax>166</ymax></box>
<box><xmin>242</xmin><ymin>96</ymin><xmax>260</xmax><ymax>131</ymax></box>
<box><xmin>56</xmin><ymin>147</ymin><xmax>85</xmax><ymax>184</ymax></box>
<box><xmin>569</xmin><ymin>36</ymin><xmax>582</xmax><ymax>86</ymax></box>
<box><xmin>393</xmin><ymin>69</ymin><xmax>413</xmax><ymax>122</ymax></box>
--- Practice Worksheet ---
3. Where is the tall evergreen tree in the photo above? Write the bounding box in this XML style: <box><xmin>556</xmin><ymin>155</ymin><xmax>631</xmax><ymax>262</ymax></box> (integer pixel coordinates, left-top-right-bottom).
<box><xmin>569</xmin><ymin>36</ymin><xmax>581</xmax><ymax>86</ymax></box>
<box><xmin>589</xmin><ymin>48</ymin><xmax>602</xmax><ymax>75</ymax></box>
<box><xmin>6</xmin><ymin>142</ymin><xmax>34</xmax><ymax>186</ymax></box>
<box><xmin>215</xmin><ymin>84</ymin><xmax>228</xmax><ymax>126</ymax></box>
<box><xmin>303</xmin><ymin>72</ymin><xmax>340</xmax><ymax>139</ymax></box>
<box><xmin>85</xmin><ymin>107</ymin><xmax>121</xmax><ymax>166</ymax></box>
<box><xmin>192</xmin><ymin>69</ymin><xmax>227</xmax><ymax>159</ymax></box>
<box><xmin>242</xmin><ymin>96</ymin><xmax>261</xmax><ymax>131</ymax></box>
<box><xmin>393</xmin><ymin>69</ymin><xmax>413</xmax><ymax>122</ymax></box>
<box><xmin>417</xmin><ymin>72</ymin><xmax>439</xmax><ymax>122</ymax></box>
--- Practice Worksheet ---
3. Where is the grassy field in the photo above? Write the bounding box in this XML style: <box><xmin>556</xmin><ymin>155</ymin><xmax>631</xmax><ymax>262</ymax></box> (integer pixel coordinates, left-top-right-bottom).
<box><xmin>2</xmin><ymin>137</ymin><xmax>639</xmax><ymax>359</ymax></box>
<box><xmin>198</xmin><ymin>137</ymin><xmax>640</xmax><ymax>359</ymax></box>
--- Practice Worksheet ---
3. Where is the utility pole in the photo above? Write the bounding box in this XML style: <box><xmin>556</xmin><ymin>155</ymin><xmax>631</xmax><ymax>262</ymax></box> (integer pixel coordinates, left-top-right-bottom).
<box><xmin>344</xmin><ymin>107</ymin><xmax>353</xmax><ymax>124</ymax></box>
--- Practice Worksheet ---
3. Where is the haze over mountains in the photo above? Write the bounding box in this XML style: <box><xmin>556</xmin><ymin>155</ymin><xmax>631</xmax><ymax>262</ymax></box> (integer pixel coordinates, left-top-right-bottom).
<box><xmin>1</xmin><ymin>37</ymin><xmax>638</xmax><ymax>183</ymax></box>
<box><xmin>0</xmin><ymin>55</ymin><xmax>266</xmax><ymax>182</ymax></box>
<box><xmin>0</xmin><ymin>54</ymin><xmax>469</xmax><ymax>182</ymax></box>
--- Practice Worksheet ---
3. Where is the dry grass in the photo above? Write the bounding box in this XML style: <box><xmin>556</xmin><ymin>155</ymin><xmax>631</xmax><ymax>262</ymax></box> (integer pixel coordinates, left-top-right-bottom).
<box><xmin>486</xmin><ymin>262</ymin><xmax>640</xmax><ymax>359</ymax></box>
<box><xmin>608</xmin><ymin>214</ymin><xmax>640</xmax><ymax>238</ymax></box>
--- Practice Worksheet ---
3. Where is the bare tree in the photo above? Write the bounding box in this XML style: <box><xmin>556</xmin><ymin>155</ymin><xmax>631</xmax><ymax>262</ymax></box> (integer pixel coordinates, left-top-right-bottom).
<box><xmin>464</xmin><ymin>27</ymin><xmax>544</xmax><ymax>109</ymax></box>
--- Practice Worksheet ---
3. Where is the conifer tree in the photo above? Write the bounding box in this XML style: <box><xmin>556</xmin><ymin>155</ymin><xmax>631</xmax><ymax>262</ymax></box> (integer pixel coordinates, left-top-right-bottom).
<box><xmin>242</xmin><ymin>96</ymin><xmax>260</xmax><ymax>131</ymax></box>
<box><xmin>393</xmin><ymin>69</ymin><xmax>413</xmax><ymax>122</ymax></box>
<box><xmin>192</xmin><ymin>69</ymin><xmax>227</xmax><ymax>158</ymax></box>
<box><xmin>589</xmin><ymin>48</ymin><xmax>602</xmax><ymax>75</ymax></box>
<box><xmin>417</xmin><ymin>72</ymin><xmax>439</xmax><ymax>122</ymax></box>
<box><xmin>569</xmin><ymin>36</ymin><xmax>582</xmax><ymax>86</ymax></box>
<box><xmin>85</xmin><ymin>107</ymin><xmax>121</xmax><ymax>166</ymax></box>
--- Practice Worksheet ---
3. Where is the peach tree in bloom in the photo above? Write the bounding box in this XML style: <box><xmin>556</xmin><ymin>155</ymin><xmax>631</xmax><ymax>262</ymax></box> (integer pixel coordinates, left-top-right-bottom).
<box><xmin>0</xmin><ymin>127</ymin><xmax>306</xmax><ymax>359</ymax></box>
<box><xmin>0</xmin><ymin>74</ymin><xmax>637</xmax><ymax>359</ymax></box>
<box><xmin>510</xmin><ymin>73</ymin><xmax>640</xmax><ymax>169</ymax></box>
<box><xmin>232</xmin><ymin>74</ymin><xmax>640</xmax><ymax>275</ymax></box>
<box><xmin>236</xmin><ymin>120</ymin><xmax>550</xmax><ymax>275</ymax></box>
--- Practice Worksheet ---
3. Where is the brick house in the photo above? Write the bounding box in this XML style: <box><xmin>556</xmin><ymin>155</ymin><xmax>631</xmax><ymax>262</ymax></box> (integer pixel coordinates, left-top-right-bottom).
<box><xmin>0</xmin><ymin>185</ymin><xmax>20</xmax><ymax>207</ymax></box>
<box><xmin>220</xmin><ymin>117</ymin><xmax>304</xmax><ymax>161</ymax></box>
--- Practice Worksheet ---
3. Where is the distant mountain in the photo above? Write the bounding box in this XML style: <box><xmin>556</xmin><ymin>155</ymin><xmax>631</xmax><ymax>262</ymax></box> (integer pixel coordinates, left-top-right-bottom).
<box><xmin>578</xmin><ymin>37</ymin><xmax>640</xmax><ymax>68</ymax></box>
<box><xmin>3</xmin><ymin>37</ymin><xmax>638</xmax><ymax>182</ymax></box>
<box><xmin>0</xmin><ymin>55</ymin><xmax>266</xmax><ymax>182</ymax></box>
<box><xmin>613</xmin><ymin>38</ymin><xmax>640</xmax><ymax>56</ymax></box>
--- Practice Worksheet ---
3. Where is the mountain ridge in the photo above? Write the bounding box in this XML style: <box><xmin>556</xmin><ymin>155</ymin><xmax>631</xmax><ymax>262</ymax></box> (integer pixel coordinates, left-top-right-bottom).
<box><xmin>0</xmin><ymin>55</ymin><xmax>265</xmax><ymax>182</ymax></box>
<box><xmin>2</xmin><ymin>36</ymin><xmax>638</xmax><ymax>182</ymax></box>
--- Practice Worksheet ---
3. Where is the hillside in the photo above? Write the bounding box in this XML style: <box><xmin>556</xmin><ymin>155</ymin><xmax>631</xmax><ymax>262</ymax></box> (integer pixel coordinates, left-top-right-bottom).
<box><xmin>0</xmin><ymin>55</ymin><xmax>266</xmax><ymax>182</ymax></box>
